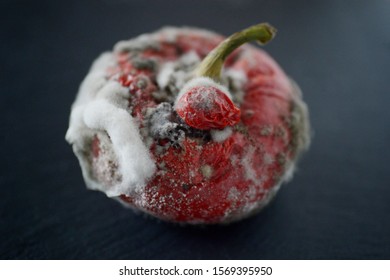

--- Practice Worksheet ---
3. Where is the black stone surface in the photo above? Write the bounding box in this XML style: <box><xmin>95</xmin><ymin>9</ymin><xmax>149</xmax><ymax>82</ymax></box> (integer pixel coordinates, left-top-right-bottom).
<box><xmin>1</xmin><ymin>0</ymin><xmax>389</xmax><ymax>259</ymax></box>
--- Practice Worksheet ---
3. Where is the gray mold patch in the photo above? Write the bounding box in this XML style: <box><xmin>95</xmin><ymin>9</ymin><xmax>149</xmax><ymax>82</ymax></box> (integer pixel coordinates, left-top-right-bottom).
<box><xmin>149</xmin><ymin>102</ymin><xmax>185</xmax><ymax>147</ymax></box>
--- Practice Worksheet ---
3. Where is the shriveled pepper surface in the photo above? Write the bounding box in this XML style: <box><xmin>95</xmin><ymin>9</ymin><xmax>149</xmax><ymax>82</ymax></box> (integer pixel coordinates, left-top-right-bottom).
<box><xmin>90</xmin><ymin>28</ymin><xmax>309</xmax><ymax>224</ymax></box>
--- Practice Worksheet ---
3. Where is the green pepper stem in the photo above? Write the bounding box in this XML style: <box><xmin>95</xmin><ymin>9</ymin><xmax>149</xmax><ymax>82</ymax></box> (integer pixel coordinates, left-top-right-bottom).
<box><xmin>195</xmin><ymin>23</ymin><xmax>277</xmax><ymax>81</ymax></box>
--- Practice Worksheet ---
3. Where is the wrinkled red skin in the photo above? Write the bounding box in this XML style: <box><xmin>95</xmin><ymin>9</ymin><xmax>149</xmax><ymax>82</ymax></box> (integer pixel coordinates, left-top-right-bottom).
<box><xmin>175</xmin><ymin>86</ymin><xmax>241</xmax><ymax>130</ymax></box>
<box><xmin>93</xmin><ymin>30</ymin><xmax>297</xmax><ymax>223</ymax></box>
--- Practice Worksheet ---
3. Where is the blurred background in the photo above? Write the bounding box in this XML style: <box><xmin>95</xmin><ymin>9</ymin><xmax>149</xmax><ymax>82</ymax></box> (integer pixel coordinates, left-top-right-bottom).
<box><xmin>1</xmin><ymin>0</ymin><xmax>389</xmax><ymax>259</ymax></box>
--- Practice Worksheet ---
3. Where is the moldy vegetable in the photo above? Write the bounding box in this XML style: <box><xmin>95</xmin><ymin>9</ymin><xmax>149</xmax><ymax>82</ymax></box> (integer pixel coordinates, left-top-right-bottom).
<box><xmin>66</xmin><ymin>23</ymin><xmax>310</xmax><ymax>224</ymax></box>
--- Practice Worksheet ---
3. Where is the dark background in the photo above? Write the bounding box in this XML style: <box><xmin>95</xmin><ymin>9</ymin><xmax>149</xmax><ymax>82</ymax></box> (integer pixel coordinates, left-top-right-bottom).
<box><xmin>1</xmin><ymin>0</ymin><xmax>389</xmax><ymax>259</ymax></box>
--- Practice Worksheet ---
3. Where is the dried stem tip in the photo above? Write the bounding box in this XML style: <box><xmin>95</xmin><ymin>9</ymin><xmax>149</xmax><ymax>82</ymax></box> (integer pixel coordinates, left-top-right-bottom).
<box><xmin>195</xmin><ymin>23</ymin><xmax>277</xmax><ymax>80</ymax></box>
